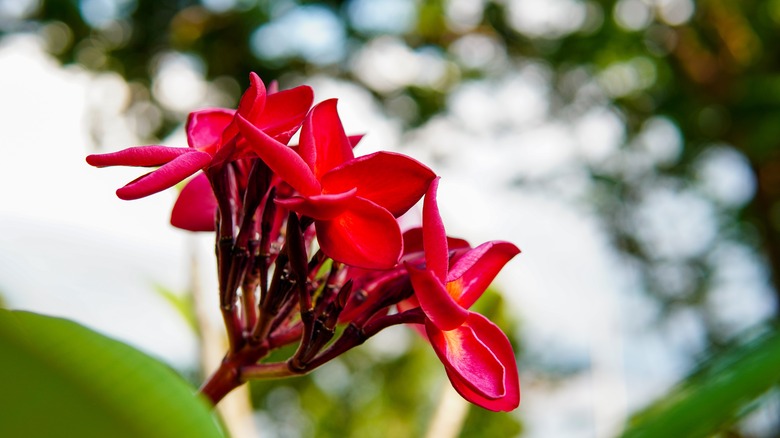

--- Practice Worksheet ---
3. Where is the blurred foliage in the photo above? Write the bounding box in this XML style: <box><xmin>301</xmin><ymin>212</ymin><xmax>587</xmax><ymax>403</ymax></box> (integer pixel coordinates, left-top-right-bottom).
<box><xmin>0</xmin><ymin>309</ymin><xmax>224</xmax><ymax>438</ymax></box>
<box><xmin>622</xmin><ymin>325</ymin><xmax>780</xmax><ymax>437</ymax></box>
<box><xmin>5</xmin><ymin>0</ymin><xmax>780</xmax><ymax>435</ymax></box>
<box><xmin>155</xmin><ymin>284</ymin><xmax>199</xmax><ymax>333</ymax></box>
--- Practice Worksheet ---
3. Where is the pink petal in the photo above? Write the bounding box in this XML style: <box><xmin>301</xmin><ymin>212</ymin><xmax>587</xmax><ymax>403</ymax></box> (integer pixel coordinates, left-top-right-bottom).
<box><xmin>86</xmin><ymin>146</ymin><xmax>192</xmax><ymax>168</ymax></box>
<box><xmin>115</xmin><ymin>151</ymin><xmax>212</xmax><ymax>200</ymax></box>
<box><xmin>423</xmin><ymin>177</ymin><xmax>448</xmax><ymax>282</ymax></box>
<box><xmin>426</xmin><ymin>314</ymin><xmax>507</xmax><ymax>401</ymax></box>
<box><xmin>208</xmin><ymin>135</ymin><xmax>239</xmax><ymax>169</ymax></box>
<box><xmin>339</xmin><ymin>269</ymin><xmax>408</xmax><ymax>323</ymax></box>
<box><xmin>297</xmin><ymin>99</ymin><xmax>354</xmax><ymax>180</ymax></box>
<box><xmin>396</xmin><ymin>295</ymin><xmax>420</xmax><ymax>313</ymax></box>
<box><xmin>395</xmin><ymin>297</ymin><xmax>429</xmax><ymax>339</ymax></box>
<box><xmin>404</xmin><ymin>321</ymin><xmax>429</xmax><ymax>340</ymax></box>
<box><xmin>257</xmin><ymin>85</ymin><xmax>314</xmax><ymax>144</ymax></box>
<box><xmin>403</xmin><ymin>227</ymin><xmax>425</xmax><ymax>256</ymax></box>
<box><xmin>219</xmin><ymin>73</ymin><xmax>268</xmax><ymax>144</ymax></box>
<box><xmin>236</xmin><ymin>115</ymin><xmax>321</xmax><ymax>196</ymax></box>
<box><xmin>238</xmin><ymin>72</ymin><xmax>268</xmax><ymax>121</ymax></box>
<box><xmin>275</xmin><ymin>189</ymin><xmax>357</xmax><ymax>220</ymax></box>
<box><xmin>447</xmin><ymin>241</ymin><xmax>520</xmax><ymax>309</ymax></box>
<box><xmin>170</xmin><ymin>173</ymin><xmax>217</xmax><ymax>232</ymax></box>
<box><xmin>186</xmin><ymin>109</ymin><xmax>235</xmax><ymax>153</ymax></box>
<box><xmin>444</xmin><ymin>369</ymin><xmax>518</xmax><ymax>412</ymax></box>
<box><xmin>439</xmin><ymin>313</ymin><xmax>520</xmax><ymax>412</ymax></box>
<box><xmin>316</xmin><ymin>197</ymin><xmax>402</xmax><ymax>269</ymax></box>
<box><xmin>348</xmin><ymin>134</ymin><xmax>364</xmax><ymax>148</ymax></box>
<box><xmin>403</xmin><ymin>227</ymin><xmax>471</xmax><ymax>256</ymax></box>
<box><xmin>407</xmin><ymin>264</ymin><xmax>468</xmax><ymax>331</ymax></box>
<box><xmin>320</xmin><ymin>151</ymin><xmax>436</xmax><ymax>218</ymax></box>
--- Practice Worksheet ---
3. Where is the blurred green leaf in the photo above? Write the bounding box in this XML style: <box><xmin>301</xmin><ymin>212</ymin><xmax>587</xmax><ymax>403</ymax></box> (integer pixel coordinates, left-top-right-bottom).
<box><xmin>622</xmin><ymin>327</ymin><xmax>780</xmax><ymax>438</ymax></box>
<box><xmin>0</xmin><ymin>309</ymin><xmax>224</xmax><ymax>438</ymax></box>
<box><xmin>460</xmin><ymin>406</ymin><xmax>523</xmax><ymax>438</ymax></box>
<box><xmin>155</xmin><ymin>285</ymin><xmax>198</xmax><ymax>334</ymax></box>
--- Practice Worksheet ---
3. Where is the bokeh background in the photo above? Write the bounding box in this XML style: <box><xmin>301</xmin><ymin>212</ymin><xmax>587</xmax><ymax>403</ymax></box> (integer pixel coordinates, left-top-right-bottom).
<box><xmin>2</xmin><ymin>0</ymin><xmax>780</xmax><ymax>437</ymax></box>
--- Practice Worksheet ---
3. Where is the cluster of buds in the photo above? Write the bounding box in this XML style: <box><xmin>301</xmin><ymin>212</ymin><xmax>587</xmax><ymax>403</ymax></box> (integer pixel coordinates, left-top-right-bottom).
<box><xmin>87</xmin><ymin>73</ymin><xmax>521</xmax><ymax>412</ymax></box>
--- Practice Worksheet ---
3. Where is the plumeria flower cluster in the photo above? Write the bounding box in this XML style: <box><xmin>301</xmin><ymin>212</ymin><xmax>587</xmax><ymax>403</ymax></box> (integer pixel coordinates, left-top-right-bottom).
<box><xmin>87</xmin><ymin>73</ymin><xmax>521</xmax><ymax>412</ymax></box>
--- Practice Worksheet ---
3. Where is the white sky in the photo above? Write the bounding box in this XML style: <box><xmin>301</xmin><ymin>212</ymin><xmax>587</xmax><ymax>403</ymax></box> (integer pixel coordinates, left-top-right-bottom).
<box><xmin>0</xmin><ymin>35</ymin><xmax>198</xmax><ymax>367</ymax></box>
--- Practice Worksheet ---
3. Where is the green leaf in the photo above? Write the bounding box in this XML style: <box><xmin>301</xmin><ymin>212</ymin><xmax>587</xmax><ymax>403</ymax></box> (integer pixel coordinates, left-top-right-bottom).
<box><xmin>0</xmin><ymin>309</ymin><xmax>224</xmax><ymax>438</ymax></box>
<box><xmin>155</xmin><ymin>284</ymin><xmax>199</xmax><ymax>334</ymax></box>
<box><xmin>621</xmin><ymin>327</ymin><xmax>780</xmax><ymax>438</ymax></box>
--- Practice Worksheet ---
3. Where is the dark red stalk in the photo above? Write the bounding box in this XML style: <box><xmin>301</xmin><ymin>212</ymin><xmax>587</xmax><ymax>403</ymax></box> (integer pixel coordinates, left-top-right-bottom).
<box><xmin>199</xmin><ymin>342</ymin><xmax>270</xmax><ymax>405</ymax></box>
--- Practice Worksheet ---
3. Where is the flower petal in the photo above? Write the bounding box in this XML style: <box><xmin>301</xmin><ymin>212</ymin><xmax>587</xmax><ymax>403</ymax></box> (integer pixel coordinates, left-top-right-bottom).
<box><xmin>220</xmin><ymin>72</ymin><xmax>268</xmax><ymax>144</ymax></box>
<box><xmin>407</xmin><ymin>264</ymin><xmax>469</xmax><ymax>331</ymax></box>
<box><xmin>236</xmin><ymin>115</ymin><xmax>321</xmax><ymax>196</ymax></box>
<box><xmin>422</xmin><ymin>177</ymin><xmax>448</xmax><ymax>282</ymax></box>
<box><xmin>426</xmin><ymin>314</ymin><xmax>506</xmax><ymax>400</ymax></box>
<box><xmin>340</xmin><ymin>269</ymin><xmax>408</xmax><ymax>323</ymax></box>
<box><xmin>438</xmin><ymin>313</ymin><xmax>519</xmax><ymax>412</ymax></box>
<box><xmin>275</xmin><ymin>189</ymin><xmax>357</xmax><ymax>220</ymax></box>
<box><xmin>238</xmin><ymin>72</ymin><xmax>267</xmax><ymax>121</ymax></box>
<box><xmin>258</xmin><ymin>85</ymin><xmax>314</xmax><ymax>144</ymax></box>
<box><xmin>446</xmin><ymin>241</ymin><xmax>520</xmax><ymax>308</ymax></box>
<box><xmin>402</xmin><ymin>227</ymin><xmax>471</xmax><ymax>256</ymax></box>
<box><xmin>86</xmin><ymin>146</ymin><xmax>192</xmax><ymax>168</ymax></box>
<box><xmin>115</xmin><ymin>151</ymin><xmax>212</xmax><ymax>200</ymax></box>
<box><xmin>298</xmin><ymin>99</ymin><xmax>354</xmax><ymax>180</ymax></box>
<box><xmin>348</xmin><ymin>134</ymin><xmax>364</xmax><ymax>148</ymax></box>
<box><xmin>321</xmin><ymin>151</ymin><xmax>436</xmax><ymax>218</ymax></box>
<box><xmin>170</xmin><ymin>173</ymin><xmax>217</xmax><ymax>232</ymax></box>
<box><xmin>186</xmin><ymin>109</ymin><xmax>235</xmax><ymax>153</ymax></box>
<box><xmin>316</xmin><ymin>197</ymin><xmax>402</xmax><ymax>269</ymax></box>
<box><xmin>396</xmin><ymin>295</ymin><xmax>420</xmax><ymax>314</ymax></box>
<box><xmin>396</xmin><ymin>297</ymin><xmax>429</xmax><ymax>340</ymax></box>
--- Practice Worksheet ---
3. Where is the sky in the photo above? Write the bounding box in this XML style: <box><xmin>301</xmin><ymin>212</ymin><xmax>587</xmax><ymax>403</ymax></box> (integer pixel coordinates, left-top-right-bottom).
<box><xmin>0</xmin><ymin>34</ymin><xmax>198</xmax><ymax>367</ymax></box>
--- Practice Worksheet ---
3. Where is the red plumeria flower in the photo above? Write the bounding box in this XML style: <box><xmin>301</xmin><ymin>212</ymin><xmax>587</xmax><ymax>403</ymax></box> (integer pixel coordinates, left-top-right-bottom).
<box><xmin>86</xmin><ymin>73</ymin><xmax>313</xmax><ymax>200</ymax></box>
<box><xmin>237</xmin><ymin>99</ymin><xmax>435</xmax><ymax>269</ymax></box>
<box><xmin>406</xmin><ymin>177</ymin><xmax>521</xmax><ymax>411</ymax></box>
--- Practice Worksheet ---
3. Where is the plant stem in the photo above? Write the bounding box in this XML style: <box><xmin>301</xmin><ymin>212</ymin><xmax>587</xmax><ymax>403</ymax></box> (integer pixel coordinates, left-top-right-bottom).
<box><xmin>241</xmin><ymin>361</ymin><xmax>300</xmax><ymax>379</ymax></box>
<box><xmin>199</xmin><ymin>344</ymin><xmax>270</xmax><ymax>405</ymax></box>
<box><xmin>304</xmin><ymin>308</ymin><xmax>426</xmax><ymax>370</ymax></box>
<box><xmin>199</xmin><ymin>358</ymin><xmax>243</xmax><ymax>406</ymax></box>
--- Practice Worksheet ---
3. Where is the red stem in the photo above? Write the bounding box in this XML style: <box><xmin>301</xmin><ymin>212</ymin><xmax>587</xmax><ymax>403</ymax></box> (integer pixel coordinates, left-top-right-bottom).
<box><xmin>199</xmin><ymin>358</ymin><xmax>243</xmax><ymax>406</ymax></box>
<box><xmin>199</xmin><ymin>343</ymin><xmax>270</xmax><ymax>405</ymax></box>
